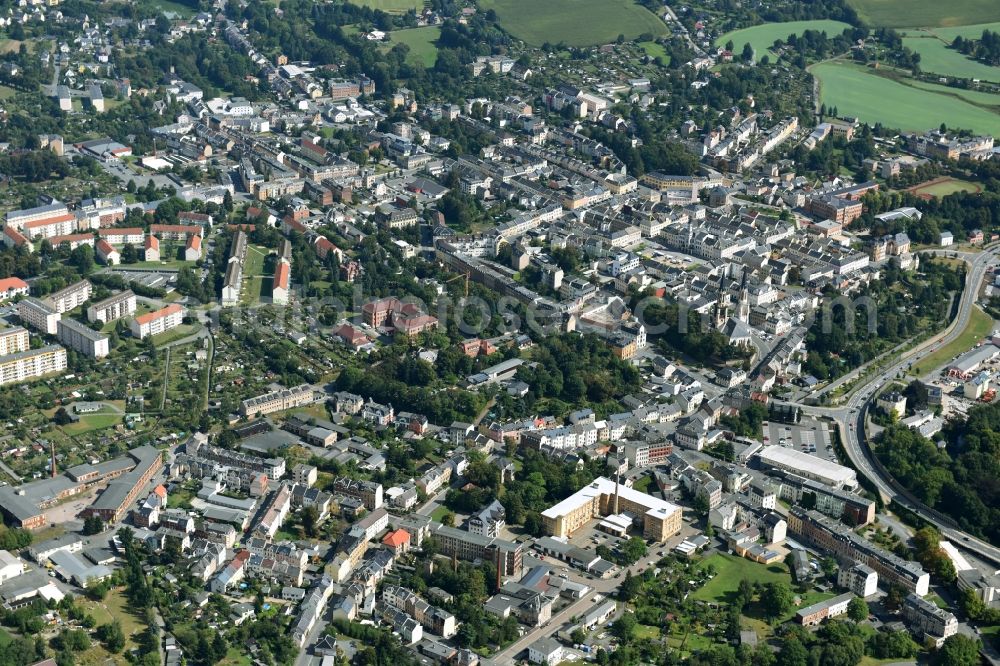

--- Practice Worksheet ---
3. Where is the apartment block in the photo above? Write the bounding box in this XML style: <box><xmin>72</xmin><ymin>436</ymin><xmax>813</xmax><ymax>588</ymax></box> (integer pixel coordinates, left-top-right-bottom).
<box><xmin>87</xmin><ymin>290</ymin><xmax>137</xmax><ymax>324</ymax></box>
<box><xmin>0</xmin><ymin>327</ymin><xmax>29</xmax><ymax>356</ymax></box>
<box><xmin>838</xmin><ymin>562</ymin><xmax>878</xmax><ymax>598</ymax></box>
<box><xmin>45</xmin><ymin>280</ymin><xmax>92</xmax><ymax>314</ymax></box>
<box><xmin>330</xmin><ymin>477</ymin><xmax>383</xmax><ymax>510</ymax></box>
<box><xmin>81</xmin><ymin>446</ymin><xmax>163</xmax><ymax>524</ymax></box>
<box><xmin>239</xmin><ymin>384</ymin><xmax>315</xmax><ymax>418</ymax></box>
<box><xmin>18</xmin><ymin>298</ymin><xmax>60</xmax><ymax>335</ymax></box>
<box><xmin>796</xmin><ymin>592</ymin><xmax>854</xmax><ymax>626</ymax></box>
<box><xmin>5</xmin><ymin>203</ymin><xmax>71</xmax><ymax>232</ymax></box>
<box><xmin>788</xmin><ymin>507</ymin><xmax>929</xmax><ymax>596</ymax></box>
<box><xmin>903</xmin><ymin>593</ymin><xmax>958</xmax><ymax>645</ymax></box>
<box><xmin>57</xmin><ymin>318</ymin><xmax>110</xmax><ymax>359</ymax></box>
<box><xmin>130</xmin><ymin>304</ymin><xmax>184</xmax><ymax>339</ymax></box>
<box><xmin>96</xmin><ymin>227</ymin><xmax>145</xmax><ymax>245</ymax></box>
<box><xmin>0</xmin><ymin>344</ymin><xmax>67</xmax><ymax>386</ymax></box>
<box><xmin>429</xmin><ymin>523</ymin><xmax>523</xmax><ymax>577</ymax></box>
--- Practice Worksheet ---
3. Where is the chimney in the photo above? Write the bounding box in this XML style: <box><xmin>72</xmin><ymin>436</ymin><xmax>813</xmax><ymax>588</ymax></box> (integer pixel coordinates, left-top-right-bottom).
<box><xmin>613</xmin><ymin>473</ymin><xmax>620</xmax><ymax>514</ymax></box>
<box><xmin>50</xmin><ymin>441</ymin><xmax>57</xmax><ymax>478</ymax></box>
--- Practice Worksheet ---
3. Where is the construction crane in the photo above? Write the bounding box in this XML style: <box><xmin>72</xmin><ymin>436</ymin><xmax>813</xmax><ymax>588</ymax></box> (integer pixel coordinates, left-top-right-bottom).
<box><xmin>444</xmin><ymin>271</ymin><xmax>470</xmax><ymax>299</ymax></box>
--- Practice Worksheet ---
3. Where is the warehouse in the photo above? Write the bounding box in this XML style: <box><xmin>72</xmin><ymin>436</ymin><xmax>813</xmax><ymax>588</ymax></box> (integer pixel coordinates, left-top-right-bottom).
<box><xmin>756</xmin><ymin>445</ymin><xmax>857</xmax><ymax>490</ymax></box>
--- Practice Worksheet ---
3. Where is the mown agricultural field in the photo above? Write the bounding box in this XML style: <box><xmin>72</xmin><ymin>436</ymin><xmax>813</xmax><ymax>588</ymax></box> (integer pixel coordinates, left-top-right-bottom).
<box><xmin>479</xmin><ymin>0</ymin><xmax>668</xmax><ymax>47</ymax></box>
<box><xmin>847</xmin><ymin>0</ymin><xmax>1000</xmax><ymax>28</ymax></box>
<box><xmin>811</xmin><ymin>61</ymin><xmax>1000</xmax><ymax>135</ymax></box>
<box><xmin>902</xmin><ymin>34</ymin><xmax>1000</xmax><ymax>81</ymax></box>
<box><xmin>715</xmin><ymin>20</ymin><xmax>852</xmax><ymax>61</ymax></box>
<box><xmin>349</xmin><ymin>0</ymin><xmax>425</xmax><ymax>13</ymax></box>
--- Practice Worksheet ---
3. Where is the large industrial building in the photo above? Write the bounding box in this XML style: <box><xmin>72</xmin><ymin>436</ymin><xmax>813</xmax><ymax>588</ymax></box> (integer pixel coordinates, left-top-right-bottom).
<box><xmin>541</xmin><ymin>476</ymin><xmax>683</xmax><ymax>542</ymax></box>
<box><xmin>756</xmin><ymin>445</ymin><xmax>858</xmax><ymax>490</ymax></box>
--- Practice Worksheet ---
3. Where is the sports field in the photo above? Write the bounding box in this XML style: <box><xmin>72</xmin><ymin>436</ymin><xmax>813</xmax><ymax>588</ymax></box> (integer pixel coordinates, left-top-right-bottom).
<box><xmin>901</xmin><ymin>35</ymin><xmax>1000</xmax><ymax>82</ymax></box>
<box><xmin>715</xmin><ymin>20</ymin><xmax>851</xmax><ymax>61</ymax></box>
<box><xmin>908</xmin><ymin>176</ymin><xmax>983</xmax><ymax>198</ymax></box>
<box><xmin>811</xmin><ymin>62</ymin><xmax>1000</xmax><ymax>135</ymax></box>
<box><xmin>350</xmin><ymin>0</ymin><xmax>424</xmax><ymax>12</ymax></box>
<box><xmin>479</xmin><ymin>0</ymin><xmax>668</xmax><ymax>46</ymax></box>
<box><xmin>848</xmin><ymin>0</ymin><xmax>1000</xmax><ymax>28</ymax></box>
<box><xmin>382</xmin><ymin>26</ymin><xmax>440</xmax><ymax>67</ymax></box>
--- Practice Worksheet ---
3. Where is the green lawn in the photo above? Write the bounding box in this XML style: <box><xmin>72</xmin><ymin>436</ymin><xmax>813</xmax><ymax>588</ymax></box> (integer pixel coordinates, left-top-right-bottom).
<box><xmin>811</xmin><ymin>61</ymin><xmax>1000</xmax><ymax>135</ymax></box>
<box><xmin>430</xmin><ymin>505</ymin><xmax>451</xmax><ymax>523</ymax></box>
<box><xmin>350</xmin><ymin>0</ymin><xmax>423</xmax><ymax>12</ymax></box>
<box><xmin>848</xmin><ymin>0</ymin><xmax>1000</xmax><ymax>27</ymax></box>
<box><xmin>151</xmin><ymin>323</ymin><xmax>198</xmax><ymax>347</ymax></box>
<box><xmin>901</xmin><ymin>35</ymin><xmax>1000</xmax><ymax>82</ymax></box>
<box><xmin>61</xmin><ymin>413</ymin><xmax>121</xmax><ymax>435</ymax></box>
<box><xmin>715</xmin><ymin>20</ymin><xmax>852</xmax><ymax>61</ymax></box>
<box><xmin>130</xmin><ymin>259</ymin><xmax>193</xmax><ymax>270</ymax></box>
<box><xmin>691</xmin><ymin>553</ymin><xmax>791</xmax><ymax>603</ymax></box>
<box><xmin>638</xmin><ymin>40</ymin><xmax>671</xmax><ymax>62</ymax></box>
<box><xmin>240</xmin><ymin>245</ymin><xmax>269</xmax><ymax>306</ymax></box>
<box><xmin>913</xmin><ymin>305</ymin><xmax>994</xmax><ymax>375</ymax></box>
<box><xmin>381</xmin><ymin>27</ymin><xmax>441</xmax><ymax>68</ymax></box>
<box><xmin>479</xmin><ymin>0</ymin><xmax>668</xmax><ymax>46</ymax></box>
<box><xmin>634</xmin><ymin>624</ymin><xmax>661</xmax><ymax>639</ymax></box>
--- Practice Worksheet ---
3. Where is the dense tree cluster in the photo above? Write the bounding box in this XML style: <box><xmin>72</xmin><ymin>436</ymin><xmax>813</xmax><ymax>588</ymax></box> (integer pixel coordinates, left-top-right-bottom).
<box><xmin>952</xmin><ymin>31</ymin><xmax>1000</xmax><ymax>66</ymax></box>
<box><xmin>875</xmin><ymin>399</ymin><xmax>1000</xmax><ymax>543</ymax></box>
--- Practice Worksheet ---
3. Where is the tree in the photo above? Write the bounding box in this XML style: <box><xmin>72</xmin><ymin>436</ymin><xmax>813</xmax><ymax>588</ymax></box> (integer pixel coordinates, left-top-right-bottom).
<box><xmin>847</xmin><ymin>596</ymin><xmax>869</xmax><ymax>622</ymax></box>
<box><xmin>82</xmin><ymin>515</ymin><xmax>104</xmax><ymax>535</ymax></box>
<box><xmin>933</xmin><ymin>634</ymin><xmax>981</xmax><ymax>666</ymax></box>
<box><xmin>778</xmin><ymin>637</ymin><xmax>809</xmax><ymax>666</ymax></box>
<box><xmin>96</xmin><ymin>621</ymin><xmax>126</xmax><ymax>653</ymax></box>
<box><xmin>736</xmin><ymin>578</ymin><xmax>754</xmax><ymax>610</ymax></box>
<box><xmin>692</xmin><ymin>492</ymin><xmax>710</xmax><ymax>516</ymax></box>
<box><xmin>301</xmin><ymin>505</ymin><xmax>318</xmax><ymax>538</ymax></box>
<box><xmin>611</xmin><ymin>612</ymin><xmax>636</xmax><ymax>643</ymax></box>
<box><xmin>760</xmin><ymin>582</ymin><xmax>793</xmax><ymax>621</ymax></box>
<box><xmin>620</xmin><ymin>537</ymin><xmax>647</xmax><ymax>565</ymax></box>
<box><xmin>884</xmin><ymin>583</ymin><xmax>907</xmax><ymax>611</ymax></box>
<box><xmin>618</xmin><ymin>570</ymin><xmax>642</xmax><ymax>601</ymax></box>
<box><xmin>441</xmin><ymin>512</ymin><xmax>455</xmax><ymax>527</ymax></box>
<box><xmin>53</xmin><ymin>407</ymin><xmax>72</xmax><ymax>425</ymax></box>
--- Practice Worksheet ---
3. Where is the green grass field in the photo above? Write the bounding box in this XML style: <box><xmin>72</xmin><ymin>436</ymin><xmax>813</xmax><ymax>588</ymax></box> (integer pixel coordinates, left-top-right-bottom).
<box><xmin>913</xmin><ymin>305</ymin><xmax>994</xmax><ymax>375</ymax></box>
<box><xmin>240</xmin><ymin>245</ymin><xmax>269</xmax><ymax>306</ymax></box>
<box><xmin>691</xmin><ymin>553</ymin><xmax>791</xmax><ymax>603</ymax></box>
<box><xmin>638</xmin><ymin>40</ymin><xmax>670</xmax><ymax>62</ymax></box>
<box><xmin>381</xmin><ymin>27</ymin><xmax>441</xmax><ymax>67</ymax></box>
<box><xmin>848</xmin><ymin>0</ymin><xmax>1000</xmax><ymax>28</ymax></box>
<box><xmin>61</xmin><ymin>413</ymin><xmax>121</xmax><ymax>435</ymax></box>
<box><xmin>350</xmin><ymin>0</ymin><xmax>423</xmax><ymax>12</ymax></box>
<box><xmin>901</xmin><ymin>35</ymin><xmax>1000</xmax><ymax>82</ymax></box>
<box><xmin>811</xmin><ymin>61</ymin><xmax>1000</xmax><ymax>135</ymax></box>
<box><xmin>715</xmin><ymin>20</ymin><xmax>851</xmax><ymax>61</ymax></box>
<box><xmin>479</xmin><ymin>0</ymin><xmax>668</xmax><ymax>46</ymax></box>
<box><xmin>151</xmin><ymin>323</ymin><xmax>198</xmax><ymax>347</ymax></box>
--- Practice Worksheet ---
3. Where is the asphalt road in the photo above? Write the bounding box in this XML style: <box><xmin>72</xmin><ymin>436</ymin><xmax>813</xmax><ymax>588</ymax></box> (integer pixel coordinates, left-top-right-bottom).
<box><xmin>796</xmin><ymin>246</ymin><xmax>1000</xmax><ymax>566</ymax></box>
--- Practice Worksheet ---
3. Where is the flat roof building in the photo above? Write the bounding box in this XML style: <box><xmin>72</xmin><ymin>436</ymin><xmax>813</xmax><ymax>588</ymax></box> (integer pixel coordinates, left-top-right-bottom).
<box><xmin>757</xmin><ymin>445</ymin><xmax>857</xmax><ymax>489</ymax></box>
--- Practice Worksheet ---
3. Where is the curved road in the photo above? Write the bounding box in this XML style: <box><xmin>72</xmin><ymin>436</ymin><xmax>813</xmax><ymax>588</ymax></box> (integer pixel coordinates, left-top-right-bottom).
<box><xmin>796</xmin><ymin>246</ymin><xmax>1000</xmax><ymax>565</ymax></box>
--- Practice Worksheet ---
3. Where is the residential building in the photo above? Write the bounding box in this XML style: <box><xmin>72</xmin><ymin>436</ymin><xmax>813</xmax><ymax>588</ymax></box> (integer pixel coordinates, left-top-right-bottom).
<box><xmin>788</xmin><ymin>507</ymin><xmax>929</xmax><ymax>595</ymax></box>
<box><xmin>45</xmin><ymin>280</ymin><xmax>91</xmax><ymax>313</ymax></box>
<box><xmin>130</xmin><ymin>304</ymin><xmax>184</xmax><ymax>339</ymax></box>
<box><xmin>838</xmin><ymin>562</ymin><xmax>878</xmax><ymax>598</ymax></box>
<box><xmin>0</xmin><ymin>277</ymin><xmax>29</xmax><ymax>302</ymax></box>
<box><xmin>18</xmin><ymin>298</ymin><xmax>60</xmax><ymax>335</ymax></box>
<box><xmin>0</xmin><ymin>327</ymin><xmax>29</xmax><ymax>356</ymax></box>
<box><xmin>903</xmin><ymin>593</ymin><xmax>958</xmax><ymax>645</ymax></box>
<box><xmin>87</xmin><ymin>290</ymin><xmax>136</xmax><ymax>324</ymax></box>
<box><xmin>796</xmin><ymin>592</ymin><xmax>854</xmax><ymax>626</ymax></box>
<box><xmin>0</xmin><ymin>345</ymin><xmax>67</xmax><ymax>386</ymax></box>
<box><xmin>240</xmin><ymin>384</ymin><xmax>316</xmax><ymax>418</ymax></box>
<box><xmin>57</xmin><ymin>318</ymin><xmax>110</xmax><ymax>358</ymax></box>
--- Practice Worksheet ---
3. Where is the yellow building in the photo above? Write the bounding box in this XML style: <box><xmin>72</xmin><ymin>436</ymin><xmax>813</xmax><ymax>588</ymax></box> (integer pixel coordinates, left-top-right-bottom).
<box><xmin>541</xmin><ymin>477</ymin><xmax>683</xmax><ymax>543</ymax></box>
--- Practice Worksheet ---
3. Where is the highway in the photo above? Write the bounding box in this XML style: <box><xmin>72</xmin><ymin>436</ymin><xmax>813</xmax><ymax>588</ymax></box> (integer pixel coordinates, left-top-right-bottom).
<box><xmin>796</xmin><ymin>245</ymin><xmax>1000</xmax><ymax>566</ymax></box>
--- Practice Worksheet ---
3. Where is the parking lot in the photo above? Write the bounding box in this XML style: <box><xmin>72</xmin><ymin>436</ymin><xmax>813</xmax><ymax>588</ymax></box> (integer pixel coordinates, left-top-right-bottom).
<box><xmin>764</xmin><ymin>417</ymin><xmax>835</xmax><ymax>461</ymax></box>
